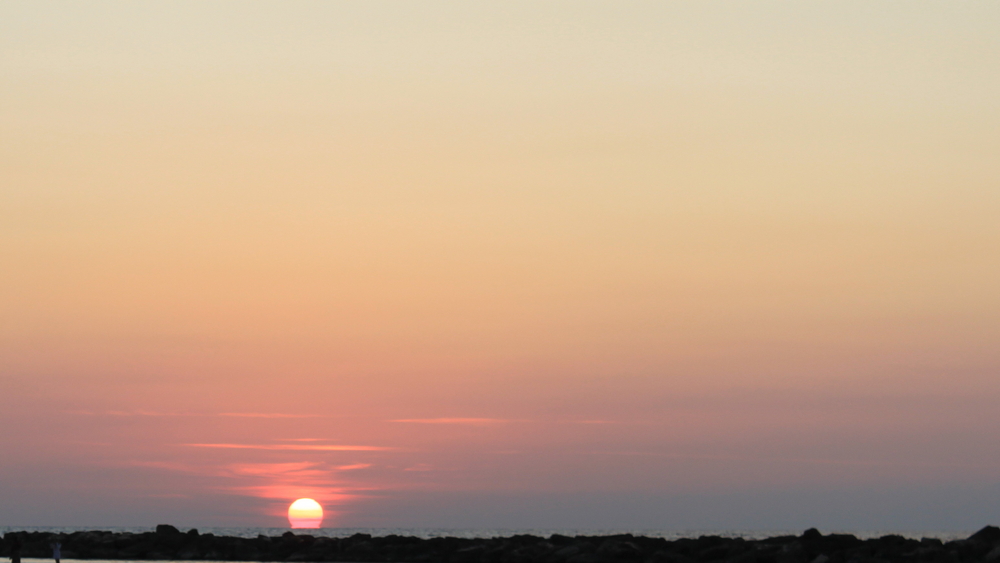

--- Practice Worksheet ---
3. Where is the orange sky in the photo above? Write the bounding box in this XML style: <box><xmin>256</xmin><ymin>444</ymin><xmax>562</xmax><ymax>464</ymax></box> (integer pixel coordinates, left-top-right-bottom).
<box><xmin>2</xmin><ymin>1</ymin><xmax>1000</xmax><ymax>530</ymax></box>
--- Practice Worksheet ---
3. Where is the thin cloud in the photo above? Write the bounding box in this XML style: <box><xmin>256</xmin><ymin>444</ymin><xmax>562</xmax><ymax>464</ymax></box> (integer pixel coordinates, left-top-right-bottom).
<box><xmin>335</xmin><ymin>463</ymin><xmax>372</xmax><ymax>471</ymax></box>
<box><xmin>219</xmin><ymin>462</ymin><xmax>365</xmax><ymax>502</ymax></box>
<box><xmin>569</xmin><ymin>419</ymin><xmax>620</xmax><ymax>424</ymax></box>
<box><xmin>403</xmin><ymin>463</ymin><xmax>435</xmax><ymax>472</ymax></box>
<box><xmin>128</xmin><ymin>460</ymin><xmax>213</xmax><ymax>474</ymax></box>
<box><xmin>225</xmin><ymin>461</ymin><xmax>329</xmax><ymax>477</ymax></box>
<box><xmin>580</xmin><ymin>450</ymin><xmax>990</xmax><ymax>470</ymax></box>
<box><xmin>390</xmin><ymin>417</ymin><xmax>621</xmax><ymax>425</ymax></box>
<box><xmin>68</xmin><ymin>410</ymin><xmax>329</xmax><ymax>418</ymax></box>
<box><xmin>229</xmin><ymin>484</ymin><xmax>360</xmax><ymax>502</ymax></box>
<box><xmin>183</xmin><ymin>443</ymin><xmax>392</xmax><ymax>451</ymax></box>
<box><xmin>69</xmin><ymin>410</ymin><xmax>197</xmax><ymax>417</ymax></box>
<box><xmin>125</xmin><ymin>460</ymin><xmax>378</xmax><ymax>503</ymax></box>
<box><xmin>390</xmin><ymin>418</ymin><xmax>512</xmax><ymax>425</ymax></box>
<box><xmin>218</xmin><ymin>412</ymin><xmax>328</xmax><ymax>419</ymax></box>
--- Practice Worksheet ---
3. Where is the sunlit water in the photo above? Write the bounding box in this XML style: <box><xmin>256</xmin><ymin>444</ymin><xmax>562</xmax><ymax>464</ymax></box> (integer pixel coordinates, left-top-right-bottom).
<box><xmin>1</xmin><ymin>526</ymin><xmax>973</xmax><ymax>542</ymax></box>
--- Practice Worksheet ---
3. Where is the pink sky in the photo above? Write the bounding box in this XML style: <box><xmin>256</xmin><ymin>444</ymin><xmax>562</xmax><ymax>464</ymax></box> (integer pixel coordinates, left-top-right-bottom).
<box><xmin>2</xmin><ymin>1</ymin><xmax>1000</xmax><ymax>531</ymax></box>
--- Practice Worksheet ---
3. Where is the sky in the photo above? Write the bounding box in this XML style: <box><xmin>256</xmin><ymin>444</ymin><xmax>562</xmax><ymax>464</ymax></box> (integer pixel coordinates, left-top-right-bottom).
<box><xmin>1</xmin><ymin>1</ymin><xmax>999</xmax><ymax>532</ymax></box>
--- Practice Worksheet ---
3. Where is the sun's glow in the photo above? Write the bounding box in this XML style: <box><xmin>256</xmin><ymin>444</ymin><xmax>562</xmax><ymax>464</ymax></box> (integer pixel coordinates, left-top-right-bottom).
<box><xmin>287</xmin><ymin>498</ymin><xmax>323</xmax><ymax>529</ymax></box>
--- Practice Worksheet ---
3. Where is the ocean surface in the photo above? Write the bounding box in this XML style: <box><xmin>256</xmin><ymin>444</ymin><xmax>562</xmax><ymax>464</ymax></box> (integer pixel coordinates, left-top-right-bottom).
<box><xmin>0</xmin><ymin>526</ymin><xmax>974</xmax><ymax>542</ymax></box>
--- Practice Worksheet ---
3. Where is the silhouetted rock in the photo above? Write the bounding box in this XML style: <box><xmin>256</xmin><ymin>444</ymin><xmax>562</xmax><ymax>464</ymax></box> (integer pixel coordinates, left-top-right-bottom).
<box><xmin>801</xmin><ymin>528</ymin><xmax>823</xmax><ymax>541</ymax></box>
<box><xmin>970</xmin><ymin>526</ymin><xmax>1000</xmax><ymax>544</ymax></box>
<box><xmin>5</xmin><ymin>526</ymin><xmax>1000</xmax><ymax>562</ymax></box>
<box><xmin>155</xmin><ymin>525</ymin><xmax>181</xmax><ymax>536</ymax></box>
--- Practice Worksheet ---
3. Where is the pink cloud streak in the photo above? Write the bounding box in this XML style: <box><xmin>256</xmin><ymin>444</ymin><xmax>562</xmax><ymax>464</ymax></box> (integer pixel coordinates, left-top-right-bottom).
<box><xmin>390</xmin><ymin>418</ymin><xmax>512</xmax><ymax>425</ymax></box>
<box><xmin>68</xmin><ymin>410</ymin><xmax>329</xmax><ymax>418</ymax></box>
<box><xmin>183</xmin><ymin>443</ymin><xmax>392</xmax><ymax>451</ymax></box>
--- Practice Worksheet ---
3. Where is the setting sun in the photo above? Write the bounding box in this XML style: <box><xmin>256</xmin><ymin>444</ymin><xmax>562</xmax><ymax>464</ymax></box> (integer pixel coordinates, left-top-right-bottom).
<box><xmin>287</xmin><ymin>498</ymin><xmax>323</xmax><ymax>529</ymax></box>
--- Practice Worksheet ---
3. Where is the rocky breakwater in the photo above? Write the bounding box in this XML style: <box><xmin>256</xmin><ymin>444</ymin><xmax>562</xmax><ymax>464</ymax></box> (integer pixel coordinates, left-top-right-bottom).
<box><xmin>4</xmin><ymin>525</ymin><xmax>1000</xmax><ymax>562</ymax></box>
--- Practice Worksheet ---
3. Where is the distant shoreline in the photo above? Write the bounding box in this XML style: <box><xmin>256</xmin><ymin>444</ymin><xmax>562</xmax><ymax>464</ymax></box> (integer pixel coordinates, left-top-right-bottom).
<box><xmin>3</xmin><ymin>525</ymin><xmax>998</xmax><ymax>562</ymax></box>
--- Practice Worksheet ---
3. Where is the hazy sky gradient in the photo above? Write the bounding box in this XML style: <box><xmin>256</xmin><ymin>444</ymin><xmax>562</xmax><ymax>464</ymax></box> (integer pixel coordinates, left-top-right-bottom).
<box><xmin>2</xmin><ymin>1</ymin><xmax>999</xmax><ymax>531</ymax></box>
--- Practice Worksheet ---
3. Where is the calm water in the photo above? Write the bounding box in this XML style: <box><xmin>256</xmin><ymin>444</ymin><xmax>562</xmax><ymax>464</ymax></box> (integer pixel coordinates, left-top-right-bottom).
<box><xmin>0</xmin><ymin>526</ymin><xmax>973</xmax><ymax>542</ymax></box>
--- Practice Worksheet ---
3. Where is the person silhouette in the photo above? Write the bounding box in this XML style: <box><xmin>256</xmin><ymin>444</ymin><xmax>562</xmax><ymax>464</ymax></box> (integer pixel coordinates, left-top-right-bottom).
<box><xmin>50</xmin><ymin>539</ymin><xmax>62</xmax><ymax>563</ymax></box>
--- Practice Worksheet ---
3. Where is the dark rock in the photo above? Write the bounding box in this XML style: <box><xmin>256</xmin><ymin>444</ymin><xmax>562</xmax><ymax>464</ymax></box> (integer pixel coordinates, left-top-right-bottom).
<box><xmin>176</xmin><ymin>547</ymin><xmax>200</xmax><ymax>559</ymax></box>
<box><xmin>920</xmin><ymin>537</ymin><xmax>943</xmax><ymax>547</ymax></box>
<box><xmin>452</xmin><ymin>544</ymin><xmax>487</xmax><ymax>563</ymax></box>
<box><xmin>801</xmin><ymin>529</ymin><xmax>823</xmax><ymax>541</ymax></box>
<box><xmin>344</xmin><ymin>540</ymin><xmax>375</xmax><ymax>554</ymax></box>
<box><xmin>155</xmin><ymin>524</ymin><xmax>181</xmax><ymax>536</ymax></box>
<box><xmin>823</xmin><ymin>533</ymin><xmax>860</xmax><ymax>550</ymax></box>
<box><xmin>0</xmin><ymin>528</ymin><xmax>989</xmax><ymax>562</ymax></box>
<box><xmin>552</xmin><ymin>545</ymin><xmax>581</xmax><ymax>560</ymax></box>
<box><xmin>649</xmin><ymin>551</ymin><xmax>696</xmax><ymax>563</ymax></box>
<box><xmin>596</xmin><ymin>540</ymin><xmax>642</xmax><ymax>560</ymax></box>
<box><xmin>118</xmin><ymin>542</ymin><xmax>150</xmax><ymax>559</ymax></box>
<box><xmin>970</xmin><ymin>525</ymin><xmax>1000</xmax><ymax>543</ymax></box>
<box><xmin>701</xmin><ymin>544</ymin><xmax>736</xmax><ymax>561</ymax></box>
<box><xmin>285</xmin><ymin>550</ymin><xmax>319</xmax><ymax>562</ymax></box>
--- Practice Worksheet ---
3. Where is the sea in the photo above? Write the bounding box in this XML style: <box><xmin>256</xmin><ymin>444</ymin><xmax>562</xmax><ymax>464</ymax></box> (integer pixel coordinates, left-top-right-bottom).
<box><xmin>0</xmin><ymin>526</ymin><xmax>974</xmax><ymax>542</ymax></box>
